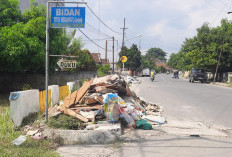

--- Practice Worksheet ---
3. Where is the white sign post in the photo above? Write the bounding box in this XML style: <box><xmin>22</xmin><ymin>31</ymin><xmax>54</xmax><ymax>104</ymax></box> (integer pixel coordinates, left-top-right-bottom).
<box><xmin>45</xmin><ymin>1</ymin><xmax>86</xmax><ymax>122</ymax></box>
<box><xmin>57</xmin><ymin>59</ymin><xmax>76</xmax><ymax>69</ymax></box>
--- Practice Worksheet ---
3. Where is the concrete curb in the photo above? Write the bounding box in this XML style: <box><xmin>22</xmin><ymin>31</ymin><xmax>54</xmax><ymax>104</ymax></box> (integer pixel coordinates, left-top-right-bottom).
<box><xmin>210</xmin><ymin>82</ymin><xmax>232</xmax><ymax>88</ymax></box>
<box><xmin>43</xmin><ymin>129</ymin><xmax>120</xmax><ymax>144</ymax></box>
<box><xmin>43</xmin><ymin>123</ymin><xmax>121</xmax><ymax>144</ymax></box>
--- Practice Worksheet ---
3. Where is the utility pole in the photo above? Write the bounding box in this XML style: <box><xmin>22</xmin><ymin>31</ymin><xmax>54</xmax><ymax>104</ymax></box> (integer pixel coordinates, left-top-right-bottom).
<box><xmin>112</xmin><ymin>36</ymin><xmax>115</xmax><ymax>73</ymax></box>
<box><xmin>120</xmin><ymin>18</ymin><xmax>128</xmax><ymax>56</ymax></box>
<box><xmin>105</xmin><ymin>40</ymin><xmax>108</xmax><ymax>60</ymax></box>
<box><xmin>45</xmin><ymin>1</ymin><xmax>49</xmax><ymax>122</ymax></box>
<box><xmin>214</xmin><ymin>39</ymin><xmax>224</xmax><ymax>83</ymax></box>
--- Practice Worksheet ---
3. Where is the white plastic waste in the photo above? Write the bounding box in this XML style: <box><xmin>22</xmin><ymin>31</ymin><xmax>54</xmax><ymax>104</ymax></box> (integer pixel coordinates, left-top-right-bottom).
<box><xmin>143</xmin><ymin>115</ymin><xmax>166</xmax><ymax>124</ymax></box>
<box><xmin>12</xmin><ymin>135</ymin><xmax>26</xmax><ymax>145</ymax></box>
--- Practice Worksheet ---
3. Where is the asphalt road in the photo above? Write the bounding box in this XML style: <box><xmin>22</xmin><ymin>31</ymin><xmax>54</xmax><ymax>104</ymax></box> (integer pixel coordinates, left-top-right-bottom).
<box><xmin>132</xmin><ymin>74</ymin><xmax>232</xmax><ymax>128</ymax></box>
<box><xmin>57</xmin><ymin>74</ymin><xmax>232</xmax><ymax>157</ymax></box>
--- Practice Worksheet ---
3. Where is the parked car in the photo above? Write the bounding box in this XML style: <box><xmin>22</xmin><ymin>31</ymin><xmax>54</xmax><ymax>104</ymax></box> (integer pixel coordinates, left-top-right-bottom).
<box><xmin>189</xmin><ymin>68</ymin><xmax>207</xmax><ymax>83</ymax></box>
<box><xmin>141</xmin><ymin>68</ymin><xmax>150</xmax><ymax>77</ymax></box>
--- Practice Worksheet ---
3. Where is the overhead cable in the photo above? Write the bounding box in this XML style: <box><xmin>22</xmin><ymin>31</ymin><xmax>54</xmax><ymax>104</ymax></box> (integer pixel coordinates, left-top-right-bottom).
<box><xmin>86</xmin><ymin>21</ymin><xmax>112</xmax><ymax>38</ymax></box>
<box><xmin>82</xmin><ymin>0</ymin><xmax>121</xmax><ymax>34</ymax></box>
<box><xmin>203</xmin><ymin>0</ymin><xmax>226</xmax><ymax>12</ymax></box>
<box><xmin>78</xmin><ymin>28</ymin><xmax>105</xmax><ymax>50</ymax></box>
<box><xmin>217</xmin><ymin>0</ymin><xmax>227</xmax><ymax>7</ymax></box>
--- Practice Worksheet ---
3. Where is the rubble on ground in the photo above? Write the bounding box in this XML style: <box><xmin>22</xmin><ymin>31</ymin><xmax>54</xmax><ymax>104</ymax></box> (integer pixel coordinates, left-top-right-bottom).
<box><xmin>48</xmin><ymin>74</ymin><xmax>165</xmax><ymax>130</ymax></box>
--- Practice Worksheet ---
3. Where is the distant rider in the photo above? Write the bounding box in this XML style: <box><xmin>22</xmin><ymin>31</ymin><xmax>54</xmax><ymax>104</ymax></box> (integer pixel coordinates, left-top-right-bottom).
<box><xmin>150</xmin><ymin>71</ymin><xmax>155</xmax><ymax>81</ymax></box>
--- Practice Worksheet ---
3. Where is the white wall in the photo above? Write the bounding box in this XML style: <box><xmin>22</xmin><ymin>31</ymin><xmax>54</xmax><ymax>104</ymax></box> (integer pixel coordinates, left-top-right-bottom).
<box><xmin>48</xmin><ymin>85</ymin><xmax>59</xmax><ymax>105</ymax></box>
<box><xmin>10</xmin><ymin>90</ymin><xmax>39</xmax><ymax>127</ymax></box>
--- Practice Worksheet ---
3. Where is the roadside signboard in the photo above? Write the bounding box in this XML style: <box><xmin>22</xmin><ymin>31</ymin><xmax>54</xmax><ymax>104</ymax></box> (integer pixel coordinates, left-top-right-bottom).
<box><xmin>51</xmin><ymin>7</ymin><xmax>85</xmax><ymax>28</ymax></box>
<box><xmin>57</xmin><ymin>59</ymin><xmax>76</xmax><ymax>68</ymax></box>
<box><xmin>121</xmin><ymin>56</ymin><xmax>128</xmax><ymax>63</ymax></box>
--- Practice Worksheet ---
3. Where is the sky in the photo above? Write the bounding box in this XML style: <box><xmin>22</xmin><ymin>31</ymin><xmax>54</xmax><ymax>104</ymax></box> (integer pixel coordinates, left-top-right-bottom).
<box><xmin>68</xmin><ymin>0</ymin><xmax>232</xmax><ymax>61</ymax></box>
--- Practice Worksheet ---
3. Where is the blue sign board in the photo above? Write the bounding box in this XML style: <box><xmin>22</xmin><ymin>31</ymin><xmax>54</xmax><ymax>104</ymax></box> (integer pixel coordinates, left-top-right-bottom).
<box><xmin>51</xmin><ymin>7</ymin><xmax>85</xmax><ymax>28</ymax></box>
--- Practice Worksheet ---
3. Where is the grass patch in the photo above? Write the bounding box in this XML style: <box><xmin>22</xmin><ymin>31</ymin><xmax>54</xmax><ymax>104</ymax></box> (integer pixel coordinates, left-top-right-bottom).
<box><xmin>226</xmin><ymin>82</ymin><xmax>232</xmax><ymax>87</ymax></box>
<box><xmin>97</xmin><ymin>71</ymin><xmax>107</xmax><ymax>77</ymax></box>
<box><xmin>48</xmin><ymin>114</ymin><xmax>85</xmax><ymax>130</ymax></box>
<box><xmin>0</xmin><ymin>95</ymin><xmax>59</xmax><ymax>157</ymax></box>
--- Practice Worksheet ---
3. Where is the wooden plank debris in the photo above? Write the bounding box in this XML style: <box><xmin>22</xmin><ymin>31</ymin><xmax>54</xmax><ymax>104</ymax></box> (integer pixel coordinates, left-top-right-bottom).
<box><xmin>63</xmin><ymin>108</ymin><xmax>88</xmax><ymax>122</ymax></box>
<box><xmin>75</xmin><ymin>79</ymin><xmax>93</xmax><ymax>104</ymax></box>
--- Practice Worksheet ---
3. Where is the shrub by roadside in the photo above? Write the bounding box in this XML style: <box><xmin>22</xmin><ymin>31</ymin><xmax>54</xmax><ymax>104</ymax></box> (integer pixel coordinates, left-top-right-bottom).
<box><xmin>0</xmin><ymin>95</ymin><xmax>59</xmax><ymax>157</ymax></box>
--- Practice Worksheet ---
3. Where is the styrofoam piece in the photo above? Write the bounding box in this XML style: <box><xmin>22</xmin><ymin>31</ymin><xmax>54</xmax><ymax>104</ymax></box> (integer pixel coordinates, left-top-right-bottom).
<box><xmin>48</xmin><ymin>85</ymin><xmax>59</xmax><ymax>105</ymax></box>
<box><xmin>10</xmin><ymin>90</ymin><xmax>39</xmax><ymax>127</ymax></box>
<box><xmin>12</xmin><ymin>135</ymin><xmax>26</xmax><ymax>145</ymax></box>
<box><xmin>67</xmin><ymin>82</ymin><xmax>76</xmax><ymax>93</ymax></box>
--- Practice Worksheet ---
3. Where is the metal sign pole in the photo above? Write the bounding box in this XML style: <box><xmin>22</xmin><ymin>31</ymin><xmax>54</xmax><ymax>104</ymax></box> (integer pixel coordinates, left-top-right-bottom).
<box><xmin>123</xmin><ymin>63</ymin><xmax>124</xmax><ymax>73</ymax></box>
<box><xmin>45</xmin><ymin>1</ymin><xmax>50</xmax><ymax>122</ymax></box>
<box><xmin>45</xmin><ymin>1</ymin><xmax>87</xmax><ymax>122</ymax></box>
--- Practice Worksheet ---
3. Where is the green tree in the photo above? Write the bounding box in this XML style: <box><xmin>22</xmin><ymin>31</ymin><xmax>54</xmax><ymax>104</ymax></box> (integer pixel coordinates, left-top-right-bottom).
<box><xmin>118</xmin><ymin>44</ymin><xmax>141</xmax><ymax>71</ymax></box>
<box><xmin>141</xmin><ymin>55</ymin><xmax>156</xmax><ymax>70</ymax></box>
<box><xmin>0</xmin><ymin>0</ymin><xmax>22</xmax><ymax>27</ymax></box>
<box><xmin>0</xmin><ymin>0</ymin><xmax>74</xmax><ymax>73</ymax></box>
<box><xmin>169</xmin><ymin>19</ymin><xmax>232</xmax><ymax>74</ymax></box>
<box><xmin>146</xmin><ymin>47</ymin><xmax>167</xmax><ymax>61</ymax></box>
<box><xmin>22</xmin><ymin>0</ymin><xmax>46</xmax><ymax>22</ymax></box>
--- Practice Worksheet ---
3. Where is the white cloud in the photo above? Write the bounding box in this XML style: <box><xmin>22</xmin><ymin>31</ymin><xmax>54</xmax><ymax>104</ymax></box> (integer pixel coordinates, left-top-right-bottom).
<box><xmin>73</xmin><ymin>0</ymin><xmax>231</xmax><ymax>58</ymax></box>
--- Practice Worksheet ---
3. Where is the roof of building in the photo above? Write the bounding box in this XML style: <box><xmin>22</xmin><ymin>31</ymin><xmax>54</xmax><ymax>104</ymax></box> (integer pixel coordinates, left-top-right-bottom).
<box><xmin>90</xmin><ymin>53</ymin><xmax>102</xmax><ymax>64</ymax></box>
<box><xmin>101</xmin><ymin>59</ymin><xmax>109</xmax><ymax>65</ymax></box>
<box><xmin>156</xmin><ymin>62</ymin><xmax>171</xmax><ymax>70</ymax></box>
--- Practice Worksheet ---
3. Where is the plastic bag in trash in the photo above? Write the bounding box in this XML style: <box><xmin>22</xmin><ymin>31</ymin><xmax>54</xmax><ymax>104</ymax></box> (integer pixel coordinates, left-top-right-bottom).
<box><xmin>12</xmin><ymin>135</ymin><xmax>26</xmax><ymax>145</ymax></box>
<box><xmin>136</xmin><ymin>119</ymin><xmax>152</xmax><ymax>130</ymax></box>
<box><xmin>9</xmin><ymin>92</ymin><xmax>20</xmax><ymax>100</ymax></box>
<box><xmin>119</xmin><ymin>106</ymin><xmax>135</xmax><ymax>128</ymax></box>
<box><xmin>125</xmin><ymin>104</ymin><xmax>141</xmax><ymax>121</ymax></box>
<box><xmin>106</xmin><ymin>103</ymin><xmax>120</xmax><ymax>123</ymax></box>
<box><xmin>103</xmin><ymin>93</ymin><xmax>120</xmax><ymax>123</ymax></box>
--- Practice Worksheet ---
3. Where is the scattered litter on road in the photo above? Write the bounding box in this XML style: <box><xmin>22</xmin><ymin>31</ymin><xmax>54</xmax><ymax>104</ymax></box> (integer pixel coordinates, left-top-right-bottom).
<box><xmin>26</xmin><ymin>129</ymin><xmax>39</xmax><ymax>136</ymax></box>
<box><xmin>190</xmin><ymin>134</ymin><xmax>200</xmax><ymax>137</ymax></box>
<box><xmin>12</xmin><ymin>135</ymin><xmax>26</xmax><ymax>145</ymax></box>
<box><xmin>143</xmin><ymin>115</ymin><xmax>166</xmax><ymax>124</ymax></box>
<box><xmin>136</xmin><ymin>119</ymin><xmax>152</xmax><ymax>130</ymax></box>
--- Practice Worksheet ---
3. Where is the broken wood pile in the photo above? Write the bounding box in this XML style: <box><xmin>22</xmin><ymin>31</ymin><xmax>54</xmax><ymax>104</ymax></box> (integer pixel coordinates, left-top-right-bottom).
<box><xmin>48</xmin><ymin>74</ymin><xmax>165</xmax><ymax>128</ymax></box>
<box><xmin>48</xmin><ymin>75</ymin><xmax>131</xmax><ymax>122</ymax></box>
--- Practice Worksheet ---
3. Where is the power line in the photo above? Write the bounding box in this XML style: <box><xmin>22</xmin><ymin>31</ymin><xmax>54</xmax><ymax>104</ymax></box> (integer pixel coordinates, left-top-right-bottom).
<box><xmin>217</xmin><ymin>0</ymin><xmax>228</xmax><ymax>7</ymax></box>
<box><xmin>82</xmin><ymin>0</ymin><xmax>121</xmax><ymax>34</ymax></box>
<box><xmin>78</xmin><ymin>28</ymin><xmax>106</xmax><ymax>50</ymax></box>
<box><xmin>85</xmin><ymin>21</ymin><xmax>111</xmax><ymax>38</ymax></box>
<box><xmin>203</xmin><ymin>0</ymin><xmax>226</xmax><ymax>12</ymax></box>
<box><xmin>229</xmin><ymin>0</ymin><xmax>232</xmax><ymax>11</ymax></box>
<box><xmin>82</xmin><ymin>37</ymin><xmax>112</xmax><ymax>42</ymax></box>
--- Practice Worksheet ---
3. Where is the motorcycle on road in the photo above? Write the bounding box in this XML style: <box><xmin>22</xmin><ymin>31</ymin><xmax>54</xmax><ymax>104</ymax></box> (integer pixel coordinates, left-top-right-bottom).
<box><xmin>150</xmin><ymin>75</ymin><xmax>155</xmax><ymax>82</ymax></box>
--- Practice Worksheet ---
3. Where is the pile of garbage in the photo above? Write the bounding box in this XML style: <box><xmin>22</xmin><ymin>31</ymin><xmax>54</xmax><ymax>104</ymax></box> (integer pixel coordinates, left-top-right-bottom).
<box><xmin>48</xmin><ymin>74</ymin><xmax>165</xmax><ymax>130</ymax></box>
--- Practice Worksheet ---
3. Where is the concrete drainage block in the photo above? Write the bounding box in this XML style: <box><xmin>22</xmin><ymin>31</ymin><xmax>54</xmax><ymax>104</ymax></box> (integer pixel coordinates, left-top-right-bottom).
<box><xmin>43</xmin><ymin>124</ymin><xmax>121</xmax><ymax>144</ymax></box>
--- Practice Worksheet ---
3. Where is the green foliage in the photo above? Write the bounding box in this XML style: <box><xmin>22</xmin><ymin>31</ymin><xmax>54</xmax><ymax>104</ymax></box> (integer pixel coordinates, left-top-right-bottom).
<box><xmin>97</xmin><ymin>64</ymin><xmax>110</xmax><ymax>76</ymax></box>
<box><xmin>146</xmin><ymin>47</ymin><xmax>167</xmax><ymax>61</ymax></box>
<box><xmin>22</xmin><ymin>83</ymin><xmax>32</xmax><ymax>91</ymax></box>
<box><xmin>0</xmin><ymin>95</ymin><xmax>58</xmax><ymax>157</ymax></box>
<box><xmin>0</xmin><ymin>0</ymin><xmax>92</xmax><ymax>73</ymax></box>
<box><xmin>59</xmin><ymin>38</ymin><xmax>96</xmax><ymax>72</ymax></box>
<box><xmin>22</xmin><ymin>0</ymin><xmax>46</xmax><ymax>22</ymax></box>
<box><xmin>67</xmin><ymin>38</ymin><xmax>84</xmax><ymax>55</ymax></box>
<box><xmin>141</xmin><ymin>47</ymin><xmax>167</xmax><ymax>71</ymax></box>
<box><xmin>168</xmin><ymin>19</ymin><xmax>232</xmax><ymax>73</ymax></box>
<box><xmin>0</xmin><ymin>0</ymin><xmax>22</xmax><ymax>27</ymax></box>
<box><xmin>75</xmin><ymin>49</ymin><xmax>97</xmax><ymax>71</ymax></box>
<box><xmin>118</xmin><ymin>44</ymin><xmax>142</xmax><ymax>71</ymax></box>
<box><xmin>48</xmin><ymin>114</ymin><xmax>85</xmax><ymax>130</ymax></box>
<box><xmin>141</xmin><ymin>55</ymin><xmax>157</xmax><ymax>71</ymax></box>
